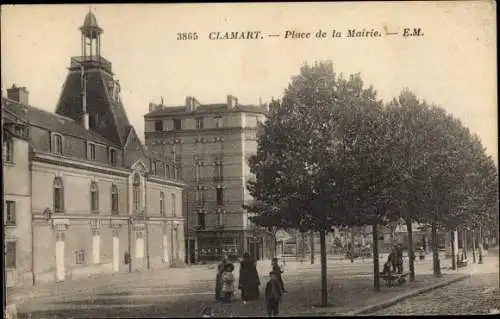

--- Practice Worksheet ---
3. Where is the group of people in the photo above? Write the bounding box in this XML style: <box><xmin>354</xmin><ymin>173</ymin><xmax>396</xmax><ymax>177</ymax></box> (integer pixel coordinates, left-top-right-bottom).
<box><xmin>383</xmin><ymin>244</ymin><xmax>404</xmax><ymax>275</ymax></box>
<box><xmin>213</xmin><ymin>253</ymin><xmax>286</xmax><ymax>316</ymax></box>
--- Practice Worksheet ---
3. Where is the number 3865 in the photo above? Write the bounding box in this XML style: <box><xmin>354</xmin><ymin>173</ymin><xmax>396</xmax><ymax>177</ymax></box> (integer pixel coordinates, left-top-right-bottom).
<box><xmin>177</xmin><ymin>32</ymin><xmax>198</xmax><ymax>40</ymax></box>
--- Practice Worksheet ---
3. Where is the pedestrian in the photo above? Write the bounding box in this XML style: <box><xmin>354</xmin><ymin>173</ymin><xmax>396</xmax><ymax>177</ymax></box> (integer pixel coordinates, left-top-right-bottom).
<box><xmin>271</xmin><ymin>257</ymin><xmax>287</xmax><ymax>293</ymax></box>
<box><xmin>215</xmin><ymin>255</ymin><xmax>229</xmax><ymax>301</ymax></box>
<box><xmin>265</xmin><ymin>271</ymin><xmax>283</xmax><ymax>317</ymax></box>
<box><xmin>221</xmin><ymin>263</ymin><xmax>235</xmax><ymax>303</ymax></box>
<box><xmin>238</xmin><ymin>252</ymin><xmax>260</xmax><ymax>304</ymax></box>
<box><xmin>388</xmin><ymin>246</ymin><xmax>397</xmax><ymax>272</ymax></box>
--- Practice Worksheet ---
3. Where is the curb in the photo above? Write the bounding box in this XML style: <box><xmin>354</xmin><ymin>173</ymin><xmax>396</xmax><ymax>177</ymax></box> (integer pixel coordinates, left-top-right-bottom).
<box><xmin>343</xmin><ymin>274</ymin><xmax>471</xmax><ymax>316</ymax></box>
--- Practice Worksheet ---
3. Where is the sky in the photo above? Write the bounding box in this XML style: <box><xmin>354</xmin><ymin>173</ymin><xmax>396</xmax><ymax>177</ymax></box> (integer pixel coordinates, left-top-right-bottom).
<box><xmin>1</xmin><ymin>2</ymin><xmax>497</xmax><ymax>161</ymax></box>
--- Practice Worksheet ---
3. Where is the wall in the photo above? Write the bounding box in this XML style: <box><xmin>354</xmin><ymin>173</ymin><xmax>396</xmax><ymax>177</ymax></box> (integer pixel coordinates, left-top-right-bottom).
<box><xmin>4</xmin><ymin>137</ymin><xmax>33</xmax><ymax>287</ymax></box>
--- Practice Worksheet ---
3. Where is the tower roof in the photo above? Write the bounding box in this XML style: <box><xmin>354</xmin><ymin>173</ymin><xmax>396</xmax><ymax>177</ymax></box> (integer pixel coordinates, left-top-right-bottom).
<box><xmin>80</xmin><ymin>11</ymin><xmax>103</xmax><ymax>35</ymax></box>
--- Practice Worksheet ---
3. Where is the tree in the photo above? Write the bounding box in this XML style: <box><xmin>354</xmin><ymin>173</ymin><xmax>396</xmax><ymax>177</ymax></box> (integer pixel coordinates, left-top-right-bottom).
<box><xmin>246</xmin><ymin>61</ymin><xmax>400</xmax><ymax>305</ymax></box>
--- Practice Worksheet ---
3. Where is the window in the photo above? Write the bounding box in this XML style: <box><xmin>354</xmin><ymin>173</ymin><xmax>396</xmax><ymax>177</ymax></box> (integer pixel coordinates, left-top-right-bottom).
<box><xmin>164</xmin><ymin>164</ymin><xmax>170</xmax><ymax>178</ymax></box>
<box><xmin>154</xmin><ymin>121</ymin><xmax>163</xmax><ymax>131</ymax></box>
<box><xmin>195</xmin><ymin>189</ymin><xmax>201</xmax><ymax>205</ymax></box>
<box><xmin>216</xmin><ymin>186</ymin><xmax>224</xmax><ymax>206</ymax></box>
<box><xmin>5</xmin><ymin>201</ymin><xmax>16</xmax><ymax>226</ymax></box>
<box><xmin>133</xmin><ymin>174</ymin><xmax>141</xmax><ymax>212</ymax></box>
<box><xmin>196</xmin><ymin>117</ymin><xmax>204</xmax><ymax>129</ymax></box>
<box><xmin>150</xmin><ymin>159</ymin><xmax>156</xmax><ymax>175</ymax></box>
<box><xmin>194</xmin><ymin>161</ymin><xmax>201</xmax><ymax>183</ymax></box>
<box><xmin>171</xmin><ymin>193</ymin><xmax>177</xmax><ymax>216</ymax></box>
<box><xmin>216</xmin><ymin>210</ymin><xmax>224</xmax><ymax>226</ymax></box>
<box><xmin>173</xmin><ymin>119</ymin><xmax>182</xmax><ymax>130</ymax></box>
<box><xmin>174</xmin><ymin>164</ymin><xmax>182</xmax><ymax>180</ymax></box>
<box><xmin>5</xmin><ymin>241</ymin><xmax>16</xmax><ymax>269</ymax></box>
<box><xmin>160</xmin><ymin>192</ymin><xmax>165</xmax><ymax>216</ymax></box>
<box><xmin>197</xmin><ymin>212</ymin><xmax>206</xmax><ymax>230</ymax></box>
<box><xmin>53</xmin><ymin>177</ymin><xmax>65</xmax><ymax>213</ymax></box>
<box><xmin>4</xmin><ymin>138</ymin><xmax>13</xmax><ymax>162</ymax></box>
<box><xmin>75</xmin><ymin>250</ymin><xmax>86</xmax><ymax>265</ymax></box>
<box><xmin>88</xmin><ymin>143</ymin><xmax>96</xmax><ymax>160</ymax></box>
<box><xmin>201</xmin><ymin>188</ymin><xmax>207</xmax><ymax>206</ymax></box>
<box><xmin>90</xmin><ymin>181</ymin><xmax>99</xmax><ymax>213</ymax></box>
<box><xmin>111</xmin><ymin>184</ymin><xmax>119</xmax><ymax>215</ymax></box>
<box><xmin>109</xmin><ymin>149</ymin><xmax>117</xmax><ymax>166</ymax></box>
<box><xmin>214</xmin><ymin>160</ymin><xmax>223</xmax><ymax>182</ymax></box>
<box><xmin>52</xmin><ymin>134</ymin><xmax>63</xmax><ymax>155</ymax></box>
<box><xmin>214</xmin><ymin>116</ymin><xmax>223</xmax><ymax>128</ymax></box>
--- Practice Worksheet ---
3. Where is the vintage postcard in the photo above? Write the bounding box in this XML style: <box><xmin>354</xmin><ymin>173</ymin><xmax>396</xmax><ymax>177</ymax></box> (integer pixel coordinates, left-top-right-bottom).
<box><xmin>2</xmin><ymin>2</ymin><xmax>498</xmax><ymax>318</ymax></box>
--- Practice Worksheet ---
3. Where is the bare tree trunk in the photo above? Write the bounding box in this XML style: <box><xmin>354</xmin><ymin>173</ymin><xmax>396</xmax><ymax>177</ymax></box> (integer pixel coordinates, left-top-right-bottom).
<box><xmin>310</xmin><ymin>231</ymin><xmax>315</xmax><ymax>264</ymax></box>
<box><xmin>372</xmin><ymin>224</ymin><xmax>380</xmax><ymax>292</ymax></box>
<box><xmin>319</xmin><ymin>228</ymin><xmax>328</xmax><ymax>307</ymax></box>
<box><xmin>472</xmin><ymin>229</ymin><xmax>476</xmax><ymax>263</ymax></box>
<box><xmin>451</xmin><ymin>230</ymin><xmax>456</xmax><ymax>270</ymax></box>
<box><xmin>406</xmin><ymin>219</ymin><xmax>415</xmax><ymax>281</ymax></box>
<box><xmin>432</xmin><ymin>223</ymin><xmax>441</xmax><ymax>277</ymax></box>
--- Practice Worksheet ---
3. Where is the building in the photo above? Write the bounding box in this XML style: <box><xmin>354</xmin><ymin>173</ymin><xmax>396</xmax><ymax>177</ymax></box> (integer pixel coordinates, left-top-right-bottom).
<box><xmin>2</xmin><ymin>11</ymin><xmax>186</xmax><ymax>288</ymax></box>
<box><xmin>144</xmin><ymin>96</ymin><xmax>272</xmax><ymax>262</ymax></box>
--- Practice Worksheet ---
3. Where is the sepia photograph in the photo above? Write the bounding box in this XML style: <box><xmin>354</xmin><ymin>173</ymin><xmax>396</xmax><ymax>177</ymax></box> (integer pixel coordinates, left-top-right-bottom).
<box><xmin>1</xmin><ymin>2</ymin><xmax>498</xmax><ymax>318</ymax></box>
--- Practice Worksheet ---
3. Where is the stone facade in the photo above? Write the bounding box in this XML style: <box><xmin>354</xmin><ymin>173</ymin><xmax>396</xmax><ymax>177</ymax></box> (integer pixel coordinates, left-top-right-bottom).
<box><xmin>144</xmin><ymin>97</ymin><xmax>272</xmax><ymax>262</ymax></box>
<box><xmin>2</xmin><ymin>12</ymin><xmax>186</xmax><ymax>288</ymax></box>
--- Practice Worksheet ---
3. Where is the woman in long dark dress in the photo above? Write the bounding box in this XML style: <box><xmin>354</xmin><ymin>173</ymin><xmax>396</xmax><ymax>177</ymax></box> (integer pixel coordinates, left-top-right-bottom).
<box><xmin>238</xmin><ymin>253</ymin><xmax>260</xmax><ymax>303</ymax></box>
<box><xmin>215</xmin><ymin>255</ymin><xmax>229</xmax><ymax>301</ymax></box>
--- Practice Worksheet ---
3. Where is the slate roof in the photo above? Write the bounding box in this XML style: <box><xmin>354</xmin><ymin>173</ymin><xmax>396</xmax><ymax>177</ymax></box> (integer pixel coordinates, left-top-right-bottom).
<box><xmin>144</xmin><ymin>103</ymin><xmax>268</xmax><ymax>117</ymax></box>
<box><xmin>2</xmin><ymin>97</ymin><xmax>119</xmax><ymax>148</ymax></box>
<box><xmin>55</xmin><ymin>68</ymin><xmax>131</xmax><ymax>146</ymax></box>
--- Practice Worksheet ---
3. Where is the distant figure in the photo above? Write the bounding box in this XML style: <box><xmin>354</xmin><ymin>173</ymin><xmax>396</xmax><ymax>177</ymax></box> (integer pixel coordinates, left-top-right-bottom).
<box><xmin>382</xmin><ymin>260</ymin><xmax>393</xmax><ymax>276</ymax></box>
<box><xmin>387</xmin><ymin>246</ymin><xmax>397</xmax><ymax>272</ymax></box>
<box><xmin>271</xmin><ymin>257</ymin><xmax>287</xmax><ymax>293</ymax></box>
<box><xmin>200</xmin><ymin>306</ymin><xmax>213</xmax><ymax>318</ymax></box>
<box><xmin>265</xmin><ymin>271</ymin><xmax>283</xmax><ymax>317</ymax></box>
<box><xmin>215</xmin><ymin>255</ymin><xmax>229</xmax><ymax>301</ymax></box>
<box><xmin>238</xmin><ymin>252</ymin><xmax>260</xmax><ymax>304</ymax></box>
<box><xmin>396</xmin><ymin>244</ymin><xmax>404</xmax><ymax>274</ymax></box>
<box><xmin>221</xmin><ymin>263</ymin><xmax>235</xmax><ymax>303</ymax></box>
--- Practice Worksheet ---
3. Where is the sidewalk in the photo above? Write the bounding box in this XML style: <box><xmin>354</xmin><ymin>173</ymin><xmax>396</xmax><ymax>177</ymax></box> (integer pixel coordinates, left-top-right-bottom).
<box><xmin>297</xmin><ymin>256</ymin><xmax>498</xmax><ymax>316</ymax></box>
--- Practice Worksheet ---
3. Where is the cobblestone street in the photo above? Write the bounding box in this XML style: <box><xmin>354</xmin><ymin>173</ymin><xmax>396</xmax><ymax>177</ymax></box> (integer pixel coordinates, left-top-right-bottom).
<box><xmin>372</xmin><ymin>258</ymin><xmax>500</xmax><ymax>316</ymax></box>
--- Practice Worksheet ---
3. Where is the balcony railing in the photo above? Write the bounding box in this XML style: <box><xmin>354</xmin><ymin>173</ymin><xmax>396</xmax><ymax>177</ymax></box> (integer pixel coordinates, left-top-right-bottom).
<box><xmin>70</xmin><ymin>56</ymin><xmax>113</xmax><ymax>74</ymax></box>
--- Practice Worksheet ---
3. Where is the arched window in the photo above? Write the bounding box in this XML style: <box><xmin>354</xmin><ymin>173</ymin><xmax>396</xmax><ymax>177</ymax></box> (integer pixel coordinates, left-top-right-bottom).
<box><xmin>53</xmin><ymin>177</ymin><xmax>64</xmax><ymax>213</ymax></box>
<box><xmin>90</xmin><ymin>181</ymin><xmax>99</xmax><ymax>213</ymax></box>
<box><xmin>133</xmin><ymin>174</ymin><xmax>141</xmax><ymax>213</ymax></box>
<box><xmin>111</xmin><ymin>184</ymin><xmax>119</xmax><ymax>215</ymax></box>
<box><xmin>160</xmin><ymin>191</ymin><xmax>165</xmax><ymax>217</ymax></box>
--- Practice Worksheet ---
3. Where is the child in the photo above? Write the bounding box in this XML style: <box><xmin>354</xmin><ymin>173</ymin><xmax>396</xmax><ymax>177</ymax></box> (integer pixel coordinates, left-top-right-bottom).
<box><xmin>221</xmin><ymin>263</ymin><xmax>235</xmax><ymax>303</ymax></box>
<box><xmin>271</xmin><ymin>258</ymin><xmax>287</xmax><ymax>293</ymax></box>
<box><xmin>265</xmin><ymin>271</ymin><xmax>283</xmax><ymax>317</ymax></box>
<box><xmin>382</xmin><ymin>260</ymin><xmax>392</xmax><ymax>276</ymax></box>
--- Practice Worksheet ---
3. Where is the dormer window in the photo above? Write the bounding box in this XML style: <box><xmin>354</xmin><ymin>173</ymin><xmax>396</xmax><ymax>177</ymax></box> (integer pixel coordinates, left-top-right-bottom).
<box><xmin>109</xmin><ymin>148</ymin><xmax>117</xmax><ymax>166</ymax></box>
<box><xmin>87</xmin><ymin>143</ymin><xmax>96</xmax><ymax>160</ymax></box>
<box><xmin>51</xmin><ymin>133</ymin><xmax>63</xmax><ymax>155</ymax></box>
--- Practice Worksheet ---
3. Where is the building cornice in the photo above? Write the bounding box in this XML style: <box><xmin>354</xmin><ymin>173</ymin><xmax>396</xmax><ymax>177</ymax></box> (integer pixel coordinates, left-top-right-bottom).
<box><xmin>31</xmin><ymin>151</ymin><xmax>130</xmax><ymax>177</ymax></box>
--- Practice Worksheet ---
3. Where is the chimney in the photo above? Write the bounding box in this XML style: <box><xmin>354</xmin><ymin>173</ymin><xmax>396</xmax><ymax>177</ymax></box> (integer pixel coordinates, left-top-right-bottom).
<box><xmin>82</xmin><ymin>113</ymin><xmax>89</xmax><ymax>130</ymax></box>
<box><xmin>227</xmin><ymin>95</ymin><xmax>238</xmax><ymax>109</ymax></box>
<box><xmin>186</xmin><ymin>96</ymin><xmax>200</xmax><ymax>112</ymax></box>
<box><xmin>7</xmin><ymin>84</ymin><xmax>29</xmax><ymax>105</ymax></box>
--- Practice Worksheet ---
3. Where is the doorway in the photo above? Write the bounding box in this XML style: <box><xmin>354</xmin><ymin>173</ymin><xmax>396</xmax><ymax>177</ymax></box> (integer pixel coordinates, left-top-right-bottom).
<box><xmin>185</xmin><ymin>239</ymin><xmax>196</xmax><ymax>264</ymax></box>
